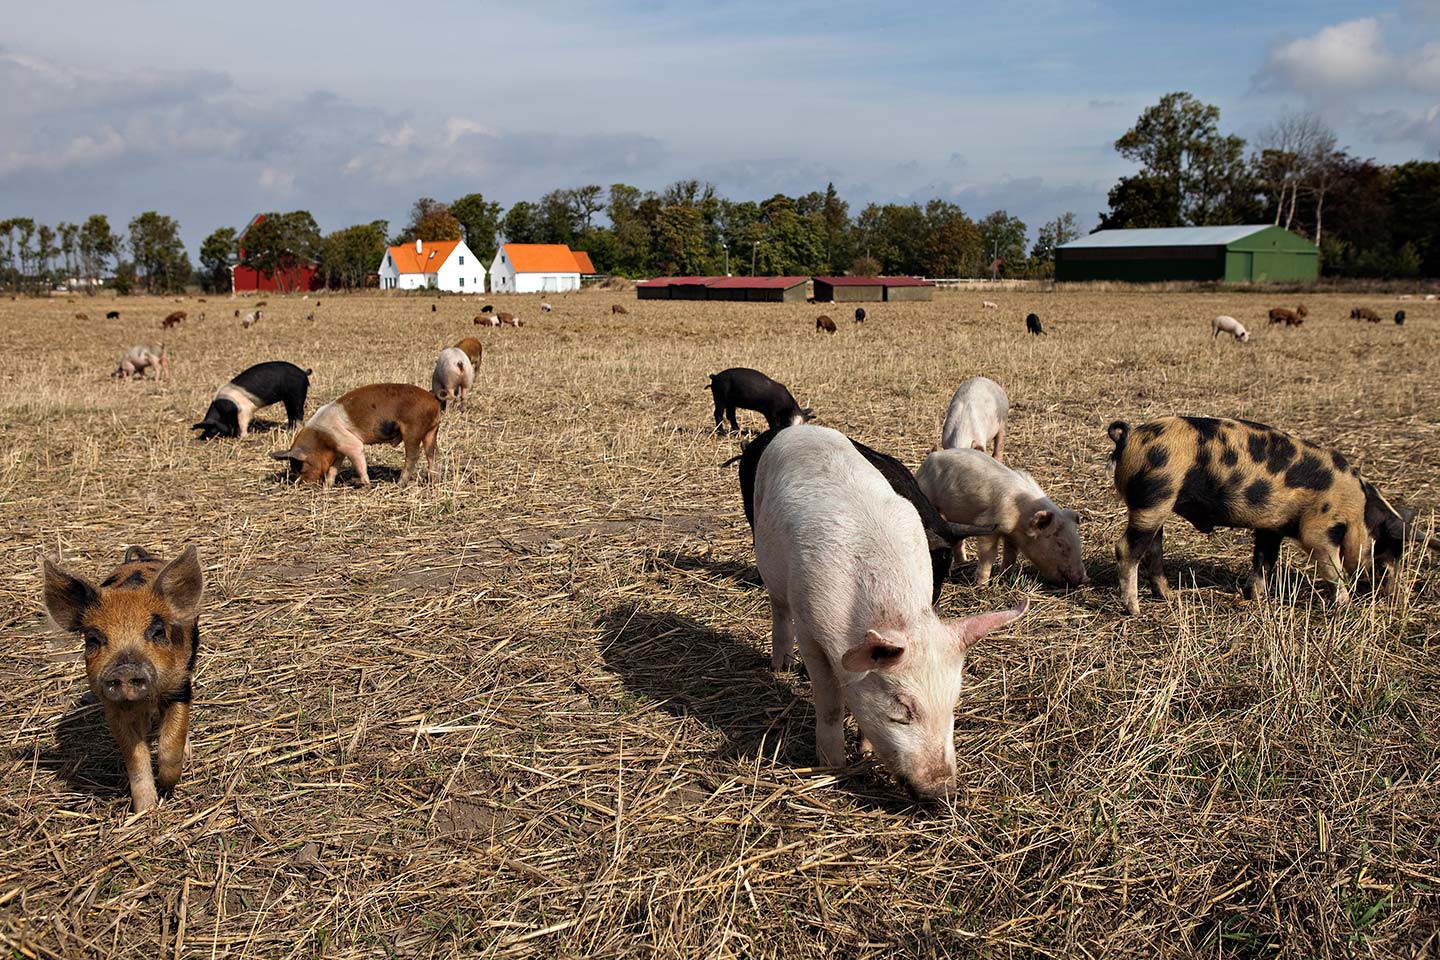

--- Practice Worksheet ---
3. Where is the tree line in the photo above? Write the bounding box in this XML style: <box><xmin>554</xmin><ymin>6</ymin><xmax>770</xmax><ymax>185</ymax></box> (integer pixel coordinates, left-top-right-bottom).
<box><xmin>4</xmin><ymin>91</ymin><xmax>1439</xmax><ymax>294</ymax></box>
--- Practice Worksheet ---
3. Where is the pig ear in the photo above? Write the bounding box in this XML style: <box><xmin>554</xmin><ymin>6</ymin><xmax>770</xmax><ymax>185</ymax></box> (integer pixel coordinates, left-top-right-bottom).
<box><xmin>124</xmin><ymin>546</ymin><xmax>155</xmax><ymax>563</ymax></box>
<box><xmin>42</xmin><ymin>559</ymin><xmax>98</xmax><ymax>631</ymax></box>
<box><xmin>270</xmin><ymin>448</ymin><xmax>305</xmax><ymax>462</ymax></box>
<box><xmin>839</xmin><ymin>630</ymin><xmax>908</xmax><ymax>673</ymax></box>
<box><xmin>153</xmin><ymin>547</ymin><xmax>203</xmax><ymax>621</ymax></box>
<box><xmin>801</xmin><ymin>408</ymin><xmax>814</xmax><ymax>421</ymax></box>
<box><xmin>948</xmin><ymin>597</ymin><xmax>1030</xmax><ymax>653</ymax></box>
<box><xmin>1026</xmin><ymin>510</ymin><xmax>1055</xmax><ymax>535</ymax></box>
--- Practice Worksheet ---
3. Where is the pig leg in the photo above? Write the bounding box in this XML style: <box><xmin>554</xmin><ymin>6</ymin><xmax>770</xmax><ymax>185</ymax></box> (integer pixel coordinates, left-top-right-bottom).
<box><xmin>347</xmin><ymin>446</ymin><xmax>371</xmax><ymax>487</ymax></box>
<box><xmin>711</xmin><ymin>396</ymin><xmax>727</xmax><ymax>433</ymax></box>
<box><xmin>282</xmin><ymin>393</ymin><xmax>305</xmax><ymax>428</ymax></box>
<box><xmin>1000</xmin><ymin>537</ymin><xmax>1017</xmax><ymax>574</ymax></box>
<box><xmin>726</xmin><ymin>405</ymin><xmax>740</xmax><ymax>433</ymax></box>
<box><xmin>992</xmin><ymin>423</ymin><xmax>1006</xmax><ymax>462</ymax></box>
<box><xmin>421</xmin><ymin>428</ymin><xmax>439</xmax><ymax>482</ymax></box>
<box><xmin>798</xmin><ymin>637</ymin><xmax>847</xmax><ymax>769</ymax></box>
<box><xmin>769</xmin><ymin>597</ymin><xmax>796</xmax><ymax>671</ymax></box>
<box><xmin>1298</xmin><ymin>521</ymin><xmax>1350</xmax><ymax>605</ymax></box>
<box><xmin>1145</xmin><ymin>526</ymin><xmax>1171</xmax><ymax>600</ymax></box>
<box><xmin>237</xmin><ymin>405</ymin><xmax>253</xmax><ymax>439</ymax></box>
<box><xmin>1243</xmin><ymin>530</ymin><xmax>1282</xmax><ymax>601</ymax></box>
<box><xmin>156</xmin><ymin>700</ymin><xmax>190</xmax><ymax>794</ymax></box>
<box><xmin>1115</xmin><ymin>524</ymin><xmax>1160</xmax><ymax>616</ymax></box>
<box><xmin>107</xmin><ymin>706</ymin><xmax>158</xmax><ymax>813</ymax></box>
<box><xmin>974</xmin><ymin>534</ymin><xmax>1001</xmax><ymax>586</ymax></box>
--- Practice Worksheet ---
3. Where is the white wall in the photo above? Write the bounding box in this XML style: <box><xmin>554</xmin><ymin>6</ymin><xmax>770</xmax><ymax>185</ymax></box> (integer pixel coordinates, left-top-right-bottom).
<box><xmin>377</xmin><ymin>241</ymin><xmax>488</xmax><ymax>292</ymax></box>
<box><xmin>489</xmin><ymin>253</ymin><xmax>579</xmax><ymax>293</ymax></box>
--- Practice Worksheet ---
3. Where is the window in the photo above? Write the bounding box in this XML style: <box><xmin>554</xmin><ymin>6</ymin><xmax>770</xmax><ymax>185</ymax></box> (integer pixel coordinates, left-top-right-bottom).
<box><xmin>459</xmin><ymin>277</ymin><xmax>465</xmax><ymax>287</ymax></box>
<box><xmin>459</xmin><ymin>255</ymin><xmax>464</xmax><ymax>265</ymax></box>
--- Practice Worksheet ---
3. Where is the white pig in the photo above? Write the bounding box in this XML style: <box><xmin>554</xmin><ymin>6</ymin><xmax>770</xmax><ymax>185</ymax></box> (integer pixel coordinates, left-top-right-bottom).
<box><xmin>1211</xmin><ymin>315</ymin><xmax>1250</xmax><ymax>342</ymax></box>
<box><xmin>430</xmin><ymin>347</ymin><xmax>475</xmax><ymax>412</ymax></box>
<box><xmin>753</xmin><ymin>425</ymin><xmax>1029</xmax><ymax>801</ymax></box>
<box><xmin>917</xmin><ymin>448</ymin><xmax>1087</xmax><ymax>588</ymax></box>
<box><xmin>112</xmin><ymin>344</ymin><xmax>169</xmax><ymax>380</ymax></box>
<box><xmin>940</xmin><ymin>376</ymin><xmax>1009</xmax><ymax>460</ymax></box>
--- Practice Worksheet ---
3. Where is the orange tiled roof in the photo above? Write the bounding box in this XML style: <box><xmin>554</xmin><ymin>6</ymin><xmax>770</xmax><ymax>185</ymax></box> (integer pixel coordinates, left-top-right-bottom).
<box><xmin>501</xmin><ymin>243</ymin><xmax>583</xmax><ymax>273</ymax></box>
<box><xmin>387</xmin><ymin>239</ymin><xmax>461</xmax><ymax>274</ymax></box>
<box><xmin>571</xmin><ymin>250</ymin><xmax>596</xmax><ymax>273</ymax></box>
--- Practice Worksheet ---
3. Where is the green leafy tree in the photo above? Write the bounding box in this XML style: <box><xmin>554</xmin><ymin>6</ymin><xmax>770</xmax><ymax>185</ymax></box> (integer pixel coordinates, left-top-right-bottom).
<box><xmin>199</xmin><ymin>227</ymin><xmax>238</xmax><ymax>293</ymax></box>
<box><xmin>319</xmin><ymin>220</ymin><xmax>389</xmax><ymax>289</ymax></box>
<box><xmin>1110</xmin><ymin>92</ymin><xmax>1251</xmax><ymax>226</ymax></box>
<box><xmin>501</xmin><ymin>201</ymin><xmax>541</xmax><ymax>244</ymax></box>
<box><xmin>128</xmin><ymin>212</ymin><xmax>190</xmax><ymax>294</ymax></box>
<box><xmin>977</xmin><ymin>210</ymin><xmax>1027</xmax><ymax>277</ymax></box>
<box><xmin>393</xmin><ymin>198</ymin><xmax>462</xmax><ymax>244</ymax></box>
<box><xmin>1097</xmin><ymin>175</ymin><xmax>1181</xmax><ymax>230</ymax></box>
<box><xmin>923</xmin><ymin>201</ymin><xmax>984</xmax><ymax>277</ymax></box>
<box><xmin>1031</xmin><ymin>212</ymin><xmax>1080</xmax><ymax>261</ymax></box>
<box><xmin>239</xmin><ymin>211</ymin><xmax>321</xmax><ymax>292</ymax></box>
<box><xmin>450</xmin><ymin>193</ymin><xmax>503</xmax><ymax>257</ymax></box>
<box><xmin>1388</xmin><ymin>161</ymin><xmax>1440</xmax><ymax>276</ymax></box>
<box><xmin>79</xmin><ymin>215</ymin><xmax>120</xmax><ymax>291</ymax></box>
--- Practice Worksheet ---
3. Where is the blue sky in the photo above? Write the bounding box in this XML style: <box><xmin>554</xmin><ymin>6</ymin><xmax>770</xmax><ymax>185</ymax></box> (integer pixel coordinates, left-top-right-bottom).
<box><xmin>2</xmin><ymin>1</ymin><xmax>1435</xmax><ymax>253</ymax></box>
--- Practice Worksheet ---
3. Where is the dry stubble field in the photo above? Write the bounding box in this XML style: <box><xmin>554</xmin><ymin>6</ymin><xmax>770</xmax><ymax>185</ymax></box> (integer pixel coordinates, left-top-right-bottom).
<box><xmin>1</xmin><ymin>288</ymin><xmax>1438</xmax><ymax>958</ymax></box>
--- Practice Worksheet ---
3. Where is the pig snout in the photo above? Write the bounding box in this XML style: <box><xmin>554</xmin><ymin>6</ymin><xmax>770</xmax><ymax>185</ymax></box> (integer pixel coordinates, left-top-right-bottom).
<box><xmin>99</xmin><ymin>658</ymin><xmax>158</xmax><ymax>702</ymax></box>
<box><xmin>898</xmin><ymin>765</ymin><xmax>958</xmax><ymax>803</ymax></box>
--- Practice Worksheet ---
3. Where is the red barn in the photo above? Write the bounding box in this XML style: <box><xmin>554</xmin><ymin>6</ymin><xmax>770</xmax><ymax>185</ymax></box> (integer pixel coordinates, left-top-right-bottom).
<box><xmin>231</xmin><ymin>214</ymin><xmax>320</xmax><ymax>292</ymax></box>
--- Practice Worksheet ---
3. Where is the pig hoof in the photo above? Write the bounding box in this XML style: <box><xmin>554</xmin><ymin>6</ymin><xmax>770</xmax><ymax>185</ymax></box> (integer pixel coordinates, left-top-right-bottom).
<box><xmin>1151</xmin><ymin>580</ymin><xmax>1171</xmax><ymax>600</ymax></box>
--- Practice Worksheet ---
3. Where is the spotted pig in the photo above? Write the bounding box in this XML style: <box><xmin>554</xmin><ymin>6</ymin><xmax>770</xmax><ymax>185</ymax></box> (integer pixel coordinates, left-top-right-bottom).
<box><xmin>42</xmin><ymin>546</ymin><xmax>204</xmax><ymax>813</ymax></box>
<box><xmin>1107</xmin><ymin>416</ymin><xmax>1417</xmax><ymax>614</ymax></box>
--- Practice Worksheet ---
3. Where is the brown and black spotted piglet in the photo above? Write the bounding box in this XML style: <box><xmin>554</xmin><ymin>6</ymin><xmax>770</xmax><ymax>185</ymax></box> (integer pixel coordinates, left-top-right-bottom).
<box><xmin>1107</xmin><ymin>416</ymin><xmax>1424</xmax><ymax>615</ymax></box>
<box><xmin>42</xmin><ymin>546</ymin><xmax>204</xmax><ymax>813</ymax></box>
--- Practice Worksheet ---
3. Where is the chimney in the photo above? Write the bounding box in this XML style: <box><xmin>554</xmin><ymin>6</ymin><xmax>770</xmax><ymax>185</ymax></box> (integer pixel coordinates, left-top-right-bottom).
<box><xmin>415</xmin><ymin>238</ymin><xmax>423</xmax><ymax>254</ymax></box>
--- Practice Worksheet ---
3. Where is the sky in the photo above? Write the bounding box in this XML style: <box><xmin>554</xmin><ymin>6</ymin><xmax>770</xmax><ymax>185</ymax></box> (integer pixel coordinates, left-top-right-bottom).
<box><xmin>2</xmin><ymin>1</ymin><xmax>1436</xmax><ymax>254</ymax></box>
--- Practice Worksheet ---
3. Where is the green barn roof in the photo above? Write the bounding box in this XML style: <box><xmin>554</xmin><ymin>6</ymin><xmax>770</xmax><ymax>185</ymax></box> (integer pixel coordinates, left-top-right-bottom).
<box><xmin>1060</xmin><ymin>225</ymin><xmax>1285</xmax><ymax>250</ymax></box>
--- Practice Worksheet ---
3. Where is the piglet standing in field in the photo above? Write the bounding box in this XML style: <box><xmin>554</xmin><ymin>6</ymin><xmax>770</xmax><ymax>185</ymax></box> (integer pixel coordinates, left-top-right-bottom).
<box><xmin>1211</xmin><ymin>315</ymin><xmax>1250</xmax><ymax>343</ymax></box>
<box><xmin>1026</xmin><ymin>313</ymin><xmax>1046</xmax><ymax>336</ymax></box>
<box><xmin>192</xmin><ymin>361</ymin><xmax>311</xmax><ymax>440</ymax></box>
<box><xmin>815</xmin><ymin>315</ymin><xmax>836</xmax><ymax>334</ymax></box>
<box><xmin>940</xmin><ymin>376</ymin><xmax>1009</xmax><ymax>460</ymax></box>
<box><xmin>918</xmin><ymin>448</ymin><xmax>1088</xmax><ymax>588</ymax></box>
<box><xmin>270</xmin><ymin>383</ymin><xmax>441</xmax><ymax>487</ymax></box>
<box><xmin>706</xmin><ymin>367</ymin><xmax>812</xmax><ymax>434</ymax></box>
<box><xmin>753</xmin><ymin>425</ymin><xmax>1029</xmax><ymax>800</ymax></box>
<box><xmin>431</xmin><ymin>347</ymin><xmax>475</xmax><ymax>412</ymax></box>
<box><xmin>1395</xmin><ymin>310</ymin><xmax>1406</xmax><ymax>326</ymax></box>
<box><xmin>112</xmin><ymin>344</ymin><xmax>169</xmax><ymax>380</ymax></box>
<box><xmin>42</xmin><ymin>546</ymin><xmax>205</xmax><ymax>813</ymax></box>
<box><xmin>854</xmin><ymin>308</ymin><xmax>866</xmax><ymax>323</ymax></box>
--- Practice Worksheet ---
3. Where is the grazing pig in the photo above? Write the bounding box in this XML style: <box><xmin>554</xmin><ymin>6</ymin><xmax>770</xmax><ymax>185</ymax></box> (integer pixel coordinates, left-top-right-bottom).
<box><xmin>162</xmin><ymin>311</ymin><xmax>185</xmax><ymax>329</ymax></box>
<box><xmin>734</xmin><ymin>426</ymin><xmax>994</xmax><ymax>603</ymax></box>
<box><xmin>270</xmin><ymin>383</ymin><xmax>441</xmax><ymax>488</ymax></box>
<box><xmin>42</xmin><ymin>546</ymin><xmax>204</xmax><ymax>813</ymax></box>
<box><xmin>1211</xmin><ymin>315</ymin><xmax>1250</xmax><ymax>342</ymax></box>
<box><xmin>854</xmin><ymin>307</ymin><xmax>866</xmax><ymax>323</ymax></box>
<box><xmin>612</xmin><ymin>304</ymin><xmax>629</xmax><ymax>315</ymax></box>
<box><xmin>474</xmin><ymin>314</ymin><xmax>499</xmax><ymax>326</ymax></box>
<box><xmin>191</xmin><ymin>361</ymin><xmax>311</xmax><ymax>440</ymax></box>
<box><xmin>105</xmin><ymin>310</ymin><xmax>120</xmax><ymax>320</ymax></box>
<box><xmin>1395</xmin><ymin>310</ymin><xmax>1406</xmax><ymax>326</ymax></box>
<box><xmin>940</xmin><ymin>376</ymin><xmax>1009</xmax><ymax>460</ymax></box>
<box><xmin>540</xmin><ymin>302</ymin><xmax>553</xmax><ymax>313</ymax></box>
<box><xmin>1352</xmin><ymin>307</ymin><xmax>1382</xmax><ymax>323</ymax></box>
<box><xmin>496</xmin><ymin>311</ymin><xmax>517</xmax><ymax>327</ymax></box>
<box><xmin>453</xmin><ymin>336</ymin><xmax>483</xmax><ymax>366</ymax></box>
<box><xmin>431</xmin><ymin>347</ymin><xmax>475</xmax><ymax>411</ymax></box>
<box><xmin>815</xmin><ymin>315</ymin><xmax>837</xmax><ymax>334</ymax></box>
<box><xmin>480</xmin><ymin>304</ymin><xmax>494</xmax><ymax>313</ymax></box>
<box><xmin>706</xmin><ymin>367</ymin><xmax>812</xmax><ymax>433</ymax></box>
<box><xmin>255</xmin><ymin>300</ymin><xmax>268</xmax><ymax>308</ymax></box>
<box><xmin>753</xmin><ymin>425</ymin><xmax>1029</xmax><ymax>799</ymax></box>
<box><xmin>242</xmin><ymin>310</ymin><xmax>262</xmax><ymax>329</ymax></box>
<box><xmin>918</xmin><ymin>448</ymin><xmax>1088</xmax><ymax>588</ymax></box>
<box><xmin>1268</xmin><ymin>304</ymin><xmax>1307</xmax><ymax>326</ymax></box>
<box><xmin>982</xmin><ymin>300</ymin><xmax>998</xmax><ymax>310</ymax></box>
<box><xmin>431</xmin><ymin>304</ymin><xmax>437</xmax><ymax>313</ymax></box>
<box><xmin>1106</xmin><ymin>416</ymin><xmax>1424</xmax><ymax>614</ymax></box>
<box><xmin>1026</xmin><ymin>313</ymin><xmax>1046</xmax><ymax>336</ymax></box>
<box><xmin>75</xmin><ymin>312</ymin><xmax>89</xmax><ymax>321</ymax></box>
<box><xmin>112</xmin><ymin>344</ymin><xmax>169</xmax><ymax>380</ymax></box>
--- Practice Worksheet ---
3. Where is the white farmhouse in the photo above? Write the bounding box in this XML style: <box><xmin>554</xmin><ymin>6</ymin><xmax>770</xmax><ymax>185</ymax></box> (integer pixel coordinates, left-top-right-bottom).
<box><xmin>488</xmin><ymin>243</ymin><xmax>589</xmax><ymax>293</ymax></box>
<box><xmin>377</xmin><ymin>238</ymin><xmax>486</xmax><ymax>293</ymax></box>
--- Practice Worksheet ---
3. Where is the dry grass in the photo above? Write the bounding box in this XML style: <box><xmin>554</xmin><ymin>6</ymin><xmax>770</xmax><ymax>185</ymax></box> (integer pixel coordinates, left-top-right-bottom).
<box><xmin>1</xmin><ymin>287</ymin><xmax>1437</xmax><ymax>958</ymax></box>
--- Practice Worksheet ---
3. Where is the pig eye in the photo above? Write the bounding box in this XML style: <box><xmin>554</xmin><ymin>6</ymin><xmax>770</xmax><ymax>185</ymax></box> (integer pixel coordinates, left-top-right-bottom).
<box><xmin>82</xmin><ymin>628</ymin><xmax>105</xmax><ymax>651</ymax></box>
<box><xmin>888</xmin><ymin>697</ymin><xmax>917</xmax><ymax>725</ymax></box>
<box><xmin>146</xmin><ymin>616</ymin><xmax>169</xmax><ymax>644</ymax></box>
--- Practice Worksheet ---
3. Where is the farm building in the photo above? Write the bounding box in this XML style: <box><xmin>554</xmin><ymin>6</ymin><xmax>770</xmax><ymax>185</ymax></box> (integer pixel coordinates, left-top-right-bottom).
<box><xmin>812</xmin><ymin>276</ymin><xmax>934</xmax><ymax>302</ymax></box>
<box><xmin>572</xmin><ymin>250</ymin><xmax>598</xmax><ymax>276</ymax></box>
<box><xmin>1054</xmin><ymin>225</ymin><xmax>1319</xmax><ymax>283</ymax></box>
<box><xmin>705</xmin><ymin>276</ymin><xmax>809</xmax><ymax>302</ymax></box>
<box><xmin>489</xmin><ymin>244</ymin><xmax>589</xmax><ymax>293</ymax></box>
<box><xmin>231</xmin><ymin>214</ymin><xmax>320</xmax><ymax>292</ymax></box>
<box><xmin>377</xmin><ymin>239</ymin><xmax>485</xmax><ymax>292</ymax></box>
<box><xmin>636</xmin><ymin>277</ymin><xmax>690</xmax><ymax>300</ymax></box>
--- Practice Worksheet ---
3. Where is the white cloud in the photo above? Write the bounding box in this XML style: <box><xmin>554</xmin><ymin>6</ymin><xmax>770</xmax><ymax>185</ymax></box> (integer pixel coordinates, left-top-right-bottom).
<box><xmin>1263</xmin><ymin>18</ymin><xmax>1394</xmax><ymax>95</ymax></box>
<box><xmin>444</xmin><ymin>117</ymin><xmax>492</xmax><ymax>145</ymax></box>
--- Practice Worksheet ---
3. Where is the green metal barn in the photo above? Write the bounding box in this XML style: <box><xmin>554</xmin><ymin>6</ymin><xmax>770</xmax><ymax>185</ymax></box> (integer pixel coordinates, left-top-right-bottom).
<box><xmin>1055</xmin><ymin>225</ymin><xmax>1318</xmax><ymax>283</ymax></box>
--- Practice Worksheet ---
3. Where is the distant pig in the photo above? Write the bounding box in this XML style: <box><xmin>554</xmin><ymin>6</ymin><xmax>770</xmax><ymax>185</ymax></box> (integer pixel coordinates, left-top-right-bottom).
<box><xmin>918</xmin><ymin>448</ymin><xmax>1088</xmax><ymax>588</ymax></box>
<box><xmin>431</xmin><ymin>347</ymin><xmax>475</xmax><ymax>411</ymax></box>
<box><xmin>453</xmin><ymin>336</ymin><xmax>483</xmax><ymax>366</ymax></box>
<box><xmin>940</xmin><ymin>376</ymin><xmax>1009</xmax><ymax>460</ymax></box>
<box><xmin>191</xmin><ymin>361</ymin><xmax>311</xmax><ymax>440</ymax></box>
<box><xmin>270</xmin><ymin>383</ymin><xmax>441</xmax><ymax>487</ymax></box>
<box><xmin>753</xmin><ymin>425</ymin><xmax>1029</xmax><ymax>800</ymax></box>
<box><xmin>1211</xmin><ymin>315</ymin><xmax>1250</xmax><ymax>343</ymax></box>
<box><xmin>706</xmin><ymin>367</ymin><xmax>812</xmax><ymax>433</ymax></box>
<box><xmin>112</xmin><ymin>344</ymin><xmax>169</xmax><ymax>380</ymax></box>
<box><xmin>816</xmin><ymin>315</ymin><xmax>836</xmax><ymax>334</ymax></box>
<box><xmin>42</xmin><ymin>545</ymin><xmax>205</xmax><ymax>813</ymax></box>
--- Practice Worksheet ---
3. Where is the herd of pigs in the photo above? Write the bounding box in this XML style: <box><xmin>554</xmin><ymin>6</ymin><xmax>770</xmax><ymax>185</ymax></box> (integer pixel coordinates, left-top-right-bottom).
<box><xmin>39</xmin><ymin>303</ymin><xmax>1436</xmax><ymax>812</ymax></box>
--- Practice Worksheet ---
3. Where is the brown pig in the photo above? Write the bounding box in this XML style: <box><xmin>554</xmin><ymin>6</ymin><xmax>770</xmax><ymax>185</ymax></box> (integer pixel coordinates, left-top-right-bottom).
<box><xmin>162</xmin><ymin>311</ymin><xmax>185</xmax><ymax>329</ymax></box>
<box><xmin>270</xmin><ymin>383</ymin><xmax>440</xmax><ymax>487</ymax></box>
<box><xmin>453</xmin><ymin>337</ymin><xmax>484</xmax><ymax>366</ymax></box>
<box><xmin>42</xmin><ymin>546</ymin><xmax>205</xmax><ymax>813</ymax></box>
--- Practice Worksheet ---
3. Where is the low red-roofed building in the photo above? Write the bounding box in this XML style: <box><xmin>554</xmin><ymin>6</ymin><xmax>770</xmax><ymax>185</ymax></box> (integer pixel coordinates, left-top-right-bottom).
<box><xmin>812</xmin><ymin>276</ymin><xmax>934</xmax><ymax>302</ymax></box>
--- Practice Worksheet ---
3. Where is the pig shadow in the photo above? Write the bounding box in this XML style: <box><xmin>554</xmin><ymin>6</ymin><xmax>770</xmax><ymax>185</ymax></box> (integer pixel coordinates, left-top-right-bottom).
<box><xmin>12</xmin><ymin>698</ymin><xmax>129</xmax><ymax>802</ymax></box>
<box><xmin>265</xmin><ymin>463</ymin><xmax>405</xmax><ymax>486</ymax></box>
<box><xmin>595</xmin><ymin>604</ymin><xmax>920</xmax><ymax>812</ymax></box>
